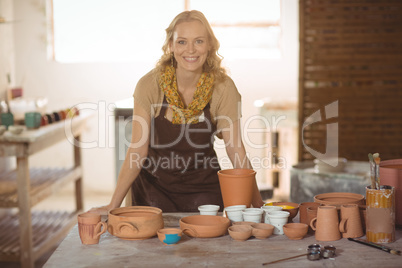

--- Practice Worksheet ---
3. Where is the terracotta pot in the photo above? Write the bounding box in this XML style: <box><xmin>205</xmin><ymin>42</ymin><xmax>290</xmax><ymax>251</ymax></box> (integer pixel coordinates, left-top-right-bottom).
<box><xmin>108</xmin><ymin>206</ymin><xmax>164</xmax><ymax>240</ymax></box>
<box><xmin>380</xmin><ymin>159</ymin><xmax>402</xmax><ymax>227</ymax></box>
<box><xmin>217</xmin><ymin>169</ymin><xmax>256</xmax><ymax>208</ymax></box>
<box><xmin>310</xmin><ymin>206</ymin><xmax>341</xmax><ymax>241</ymax></box>
<box><xmin>339</xmin><ymin>204</ymin><xmax>364</xmax><ymax>238</ymax></box>
<box><xmin>314</xmin><ymin>192</ymin><xmax>365</xmax><ymax>208</ymax></box>
<box><xmin>271</xmin><ymin>202</ymin><xmax>300</xmax><ymax>222</ymax></box>
<box><xmin>300</xmin><ymin>202</ymin><xmax>320</xmax><ymax>225</ymax></box>
<box><xmin>251</xmin><ymin>223</ymin><xmax>274</xmax><ymax>239</ymax></box>
<box><xmin>283</xmin><ymin>223</ymin><xmax>308</xmax><ymax>240</ymax></box>
<box><xmin>180</xmin><ymin>215</ymin><xmax>230</xmax><ymax>238</ymax></box>
<box><xmin>228</xmin><ymin>225</ymin><xmax>252</xmax><ymax>241</ymax></box>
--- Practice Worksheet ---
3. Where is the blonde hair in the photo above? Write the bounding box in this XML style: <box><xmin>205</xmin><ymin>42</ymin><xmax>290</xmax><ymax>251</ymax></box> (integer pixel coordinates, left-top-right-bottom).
<box><xmin>156</xmin><ymin>10</ymin><xmax>226</xmax><ymax>81</ymax></box>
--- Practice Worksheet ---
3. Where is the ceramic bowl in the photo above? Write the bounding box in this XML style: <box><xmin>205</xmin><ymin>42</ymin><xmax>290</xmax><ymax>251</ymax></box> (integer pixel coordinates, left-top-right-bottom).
<box><xmin>314</xmin><ymin>192</ymin><xmax>365</xmax><ymax>208</ymax></box>
<box><xmin>157</xmin><ymin>228</ymin><xmax>182</xmax><ymax>245</ymax></box>
<box><xmin>198</xmin><ymin>204</ymin><xmax>220</xmax><ymax>216</ymax></box>
<box><xmin>271</xmin><ymin>202</ymin><xmax>300</xmax><ymax>222</ymax></box>
<box><xmin>180</xmin><ymin>215</ymin><xmax>230</xmax><ymax>238</ymax></box>
<box><xmin>108</xmin><ymin>206</ymin><xmax>164</xmax><ymax>240</ymax></box>
<box><xmin>251</xmin><ymin>223</ymin><xmax>274</xmax><ymax>239</ymax></box>
<box><xmin>8</xmin><ymin>125</ymin><xmax>25</xmax><ymax>135</ymax></box>
<box><xmin>232</xmin><ymin>221</ymin><xmax>255</xmax><ymax>227</ymax></box>
<box><xmin>228</xmin><ymin>225</ymin><xmax>252</xmax><ymax>241</ymax></box>
<box><xmin>283</xmin><ymin>223</ymin><xmax>308</xmax><ymax>240</ymax></box>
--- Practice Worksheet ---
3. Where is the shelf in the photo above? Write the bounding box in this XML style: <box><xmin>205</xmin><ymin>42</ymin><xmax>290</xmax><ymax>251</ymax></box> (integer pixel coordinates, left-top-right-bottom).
<box><xmin>0</xmin><ymin>167</ymin><xmax>82</xmax><ymax>208</ymax></box>
<box><xmin>0</xmin><ymin>210</ymin><xmax>79</xmax><ymax>262</ymax></box>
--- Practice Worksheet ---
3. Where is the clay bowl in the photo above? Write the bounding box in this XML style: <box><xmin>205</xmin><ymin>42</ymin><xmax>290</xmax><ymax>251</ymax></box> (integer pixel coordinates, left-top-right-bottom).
<box><xmin>271</xmin><ymin>202</ymin><xmax>300</xmax><ymax>222</ymax></box>
<box><xmin>228</xmin><ymin>225</ymin><xmax>252</xmax><ymax>241</ymax></box>
<box><xmin>232</xmin><ymin>221</ymin><xmax>255</xmax><ymax>227</ymax></box>
<box><xmin>180</xmin><ymin>215</ymin><xmax>230</xmax><ymax>238</ymax></box>
<box><xmin>283</xmin><ymin>223</ymin><xmax>308</xmax><ymax>240</ymax></box>
<box><xmin>314</xmin><ymin>192</ymin><xmax>365</xmax><ymax>208</ymax></box>
<box><xmin>108</xmin><ymin>206</ymin><xmax>164</xmax><ymax>240</ymax></box>
<box><xmin>251</xmin><ymin>223</ymin><xmax>274</xmax><ymax>239</ymax></box>
<box><xmin>157</xmin><ymin>228</ymin><xmax>182</xmax><ymax>245</ymax></box>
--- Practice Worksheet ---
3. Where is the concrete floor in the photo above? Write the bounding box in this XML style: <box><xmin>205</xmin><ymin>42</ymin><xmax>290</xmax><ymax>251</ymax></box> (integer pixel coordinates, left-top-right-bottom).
<box><xmin>0</xmin><ymin>189</ymin><xmax>112</xmax><ymax>268</ymax></box>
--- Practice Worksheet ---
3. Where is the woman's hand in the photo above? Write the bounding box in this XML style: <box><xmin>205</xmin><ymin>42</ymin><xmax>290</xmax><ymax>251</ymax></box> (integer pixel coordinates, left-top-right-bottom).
<box><xmin>88</xmin><ymin>205</ymin><xmax>112</xmax><ymax>216</ymax></box>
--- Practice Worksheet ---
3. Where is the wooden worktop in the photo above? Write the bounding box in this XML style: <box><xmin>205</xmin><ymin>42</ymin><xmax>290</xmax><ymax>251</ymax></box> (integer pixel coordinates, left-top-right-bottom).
<box><xmin>44</xmin><ymin>213</ymin><xmax>402</xmax><ymax>268</ymax></box>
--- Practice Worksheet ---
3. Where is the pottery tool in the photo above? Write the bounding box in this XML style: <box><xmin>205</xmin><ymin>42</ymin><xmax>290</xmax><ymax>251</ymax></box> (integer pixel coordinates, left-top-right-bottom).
<box><xmin>348</xmin><ymin>238</ymin><xmax>401</xmax><ymax>256</ymax></box>
<box><xmin>262</xmin><ymin>253</ymin><xmax>307</xmax><ymax>265</ymax></box>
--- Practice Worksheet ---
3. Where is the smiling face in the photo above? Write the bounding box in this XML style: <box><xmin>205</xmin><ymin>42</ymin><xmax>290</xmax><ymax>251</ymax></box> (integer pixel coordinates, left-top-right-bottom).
<box><xmin>170</xmin><ymin>20</ymin><xmax>210</xmax><ymax>74</ymax></box>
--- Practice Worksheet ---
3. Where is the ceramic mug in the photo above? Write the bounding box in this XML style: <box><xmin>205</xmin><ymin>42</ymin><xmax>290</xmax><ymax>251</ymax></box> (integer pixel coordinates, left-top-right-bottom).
<box><xmin>339</xmin><ymin>204</ymin><xmax>364</xmax><ymax>238</ymax></box>
<box><xmin>25</xmin><ymin>112</ymin><xmax>42</xmax><ymax>129</ymax></box>
<box><xmin>299</xmin><ymin>202</ymin><xmax>320</xmax><ymax>225</ymax></box>
<box><xmin>78</xmin><ymin>212</ymin><xmax>107</xmax><ymax>245</ymax></box>
<box><xmin>310</xmin><ymin>206</ymin><xmax>341</xmax><ymax>241</ymax></box>
<box><xmin>267</xmin><ymin>211</ymin><xmax>290</xmax><ymax>235</ymax></box>
<box><xmin>306</xmin><ymin>206</ymin><xmax>319</xmax><ymax>233</ymax></box>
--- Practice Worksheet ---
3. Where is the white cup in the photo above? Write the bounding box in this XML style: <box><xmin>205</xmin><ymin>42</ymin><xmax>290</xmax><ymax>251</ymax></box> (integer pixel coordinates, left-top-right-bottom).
<box><xmin>198</xmin><ymin>204</ymin><xmax>220</xmax><ymax>216</ymax></box>
<box><xmin>242</xmin><ymin>208</ymin><xmax>263</xmax><ymax>223</ymax></box>
<box><xmin>268</xmin><ymin>211</ymin><xmax>290</xmax><ymax>235</ymax></box>
<box><xmin>261</xmin><ymin>205</ymin><xmax>282</xmax><ymax>224</ymax></box>
<box><xmin>225</xmin><ymin>205</ymin><xmax>246</xmax><ymax>222</ymax></box>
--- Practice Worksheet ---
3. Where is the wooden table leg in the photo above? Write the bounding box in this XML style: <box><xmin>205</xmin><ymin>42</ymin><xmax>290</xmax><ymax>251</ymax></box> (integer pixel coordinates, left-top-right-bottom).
<box><xmin>16</xmin><ymin>156</ymin><xmax>34</xmax><ymax>268</ymax></box>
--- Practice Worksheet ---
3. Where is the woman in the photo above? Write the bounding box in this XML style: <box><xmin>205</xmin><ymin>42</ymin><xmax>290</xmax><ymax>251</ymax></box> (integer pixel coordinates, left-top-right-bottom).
<box><xmin>92</xmin><ymin>10</ymin><xmax>263</xmax><ymax>214</ymax></box>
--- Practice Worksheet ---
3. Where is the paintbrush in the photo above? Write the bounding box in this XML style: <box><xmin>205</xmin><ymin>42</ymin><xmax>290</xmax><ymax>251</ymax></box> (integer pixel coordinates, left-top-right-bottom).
<box><xmin>374</xmin><ymin>154</ymin><xmax>381</xmax><ymax>189</ymax></box>
<box><xmin>348</xmin><ymin>238</ymin><xmax>401</xmax><ymax>256</ymax></box>
<box><xmin>368</xmin><ymin>153</ymin><xmax>376</xmax><ymax>189</ymax></box>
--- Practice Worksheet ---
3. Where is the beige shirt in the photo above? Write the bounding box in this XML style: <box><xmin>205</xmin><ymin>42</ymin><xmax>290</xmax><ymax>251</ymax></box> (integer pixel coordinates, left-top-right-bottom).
<box><xmin>133</xmin><ymin>69</ymin><xmax>242</xmax><ymax>137</ymax></box>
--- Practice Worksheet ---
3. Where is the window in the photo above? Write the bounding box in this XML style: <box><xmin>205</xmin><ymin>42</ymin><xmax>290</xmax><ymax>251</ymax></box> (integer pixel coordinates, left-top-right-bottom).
<box><xmin>48</xmin><ymin>0</ymin><xmax>281</xmax><ymax>63</ymax></box>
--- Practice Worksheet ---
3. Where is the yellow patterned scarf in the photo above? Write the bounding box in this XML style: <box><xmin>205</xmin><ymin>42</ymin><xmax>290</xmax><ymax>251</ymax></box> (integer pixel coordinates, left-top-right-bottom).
<box><xmin>159</xmin><ymin>66</ymin><xmax>214</xmax><ymax>124</ymax></box>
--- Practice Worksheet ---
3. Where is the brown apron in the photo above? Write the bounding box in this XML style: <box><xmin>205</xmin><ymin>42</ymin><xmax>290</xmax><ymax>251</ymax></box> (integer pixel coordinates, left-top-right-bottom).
<box><xmin>131</xmin><ymin>97</ymin><xmax>223</xmax><ymax>212</ymax></box>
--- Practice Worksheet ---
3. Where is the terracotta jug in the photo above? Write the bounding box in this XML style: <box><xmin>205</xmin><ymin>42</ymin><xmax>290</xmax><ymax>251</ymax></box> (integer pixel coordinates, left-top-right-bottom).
<box><xmin>306</xmin><ymin>206</ymin><xmax>319</xmax><ymax>234</ymax></box>
<box><xmin>310</xmin><ymin>206</ymin><xmax>341</xmax><ymax>241</ymax></box>
<box><xmin>380</xmin><ymin>159</ymin><xmax>402</xmax><ymax>227</ymax></box>
<box><xmin>299</xmin><ymin>202</ymin><xmax>320</xmax><ymax>226</ymax></box>
<box><xmin>78</xmin><ymin>212</ymin><xmax>107</xmax><ymax>245</ymax></box>
<box><xmin>339</xmin><ymin>204</ymin><xmax>364</xmax><ymax>238</ymax></box>
<box><xmin>217</xmin><ymin>169</ymin><xmax>256</xmax><ymax>208</ymax></box>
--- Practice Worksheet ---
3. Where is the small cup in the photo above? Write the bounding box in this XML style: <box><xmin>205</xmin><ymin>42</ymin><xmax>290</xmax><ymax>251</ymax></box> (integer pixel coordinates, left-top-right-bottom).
<box><xmin>242</xmin><ymin>208</ymin><xmax>263</xmax><ymax>223</ymax></box>
<box><xmin>225</xmin><ymin>205</ymin><xmax>246</xmax><ymax>222</ymax></box>
<box><xmin>322</xmin><ymin>245</ymin><xmax>336</xmax><ymax>259</ymax></box>
<box><xmin>77</xmin><ymin>212</ymin><xmax>107</xmax><ymax>245</ymax></box>
<box><xmin>261</xmin><ymin>205</ymin><xmax>282</xmax><ymax>224</ymax></box>
<box><xmin>267</xmin><ymin>211</ymin><xmax>290</xmax><ymax>235</ymax></box>
<box><xmin>198</xmin><ymin>204</ymin><xmax>220</xmax><ymax>216</ymax></box>
<box><xmin>25</xmin><ymin>112</ymin><xmax>42</xmax><ymax>129</ymax></box>
<box><xmin>157</xmin><ymin>228</ymin><xmax>182</xmax><ymax>245</ymax></box>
